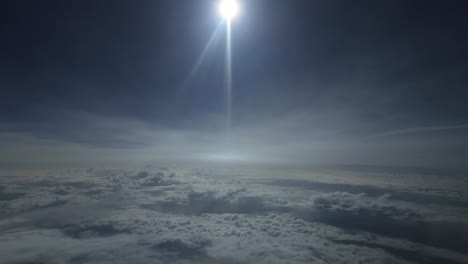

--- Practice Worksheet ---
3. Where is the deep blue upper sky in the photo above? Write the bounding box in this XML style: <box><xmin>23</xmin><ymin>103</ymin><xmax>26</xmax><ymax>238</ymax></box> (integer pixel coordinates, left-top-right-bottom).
<box><xmin>1</xmin><ymin>0</ymin><xmax>468</xmax><ymax>169</ymax></box>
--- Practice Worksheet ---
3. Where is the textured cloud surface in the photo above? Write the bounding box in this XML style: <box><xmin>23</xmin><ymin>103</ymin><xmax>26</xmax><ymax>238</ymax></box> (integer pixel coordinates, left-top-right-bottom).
<box><xmin>1</xmin><ymin>166</ymin><xmax>468</xmax><ymax>263</ymax></box>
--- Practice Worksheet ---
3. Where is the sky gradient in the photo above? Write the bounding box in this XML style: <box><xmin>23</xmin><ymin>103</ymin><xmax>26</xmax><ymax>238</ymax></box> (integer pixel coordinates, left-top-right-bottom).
<box><xmin>1</xmin><ymin>0</ymin><xmax>467</xmax><ymax>171</ymax></box>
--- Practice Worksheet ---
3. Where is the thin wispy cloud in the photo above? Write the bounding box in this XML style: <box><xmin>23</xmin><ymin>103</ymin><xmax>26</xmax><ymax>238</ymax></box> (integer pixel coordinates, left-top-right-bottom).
<box><xmin>373</xmin><ymin>124</ymin><xmax>468</xmax><ymax>138</ymax></box>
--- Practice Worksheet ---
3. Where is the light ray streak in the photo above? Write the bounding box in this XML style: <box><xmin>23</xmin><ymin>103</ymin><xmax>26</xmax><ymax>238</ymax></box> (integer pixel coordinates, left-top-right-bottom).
<box><xmin>178</xmin><ymin>22</ymin><xmax>223</xmax><ymax>93</ymax></box>
<box><xmin>225</xmin><ymin>20</ymin><xmax>233</xmax><ymax>143</ymax></box>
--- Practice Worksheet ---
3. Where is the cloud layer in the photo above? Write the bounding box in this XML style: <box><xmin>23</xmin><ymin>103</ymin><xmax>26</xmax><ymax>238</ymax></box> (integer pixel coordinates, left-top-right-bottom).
<box><xmin>1</xmin><ymin>166</ymin><xmax>468</xmax><ymax>263</ymax></box>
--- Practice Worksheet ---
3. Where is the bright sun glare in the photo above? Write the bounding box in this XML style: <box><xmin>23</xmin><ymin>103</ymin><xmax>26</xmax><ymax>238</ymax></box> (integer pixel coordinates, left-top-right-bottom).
<box><xmin>219</xmin><ymin>0</ymin><xmax>239</xmax><ymax>20</ymax></box>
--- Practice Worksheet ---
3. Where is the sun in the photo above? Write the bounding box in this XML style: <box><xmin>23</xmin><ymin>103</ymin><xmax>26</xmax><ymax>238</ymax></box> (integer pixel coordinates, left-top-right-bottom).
<box><xmin>218</xmin><ymin>0</ymin><xmax>240</xmax><ymax>21</ymax></box>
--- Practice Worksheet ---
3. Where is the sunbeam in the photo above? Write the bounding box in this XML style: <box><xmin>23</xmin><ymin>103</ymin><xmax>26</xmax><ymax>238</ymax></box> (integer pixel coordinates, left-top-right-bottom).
<box><xmin>178</xmin><ymin>22</ymin><xmax>224</xmax><ymax>93</ymax></box>
<box><xmin>225</xmin><ymin>20</ymin><xmax>233</xmax><ymax>144</ymax></box>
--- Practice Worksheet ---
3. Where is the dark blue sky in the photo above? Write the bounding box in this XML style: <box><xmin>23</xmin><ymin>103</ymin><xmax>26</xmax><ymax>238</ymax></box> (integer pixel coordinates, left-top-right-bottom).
<box><xmin>1</xmin><ymin>0</ymin><xmax>468</xmax><ymax>170</ymax></box>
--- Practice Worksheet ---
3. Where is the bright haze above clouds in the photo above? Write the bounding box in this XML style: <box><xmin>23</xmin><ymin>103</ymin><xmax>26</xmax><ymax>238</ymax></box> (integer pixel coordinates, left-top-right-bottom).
<box><xmin>0</xmin><ymin>0</ymin><xmax>467</xmax><ymax>171</ymax></box>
